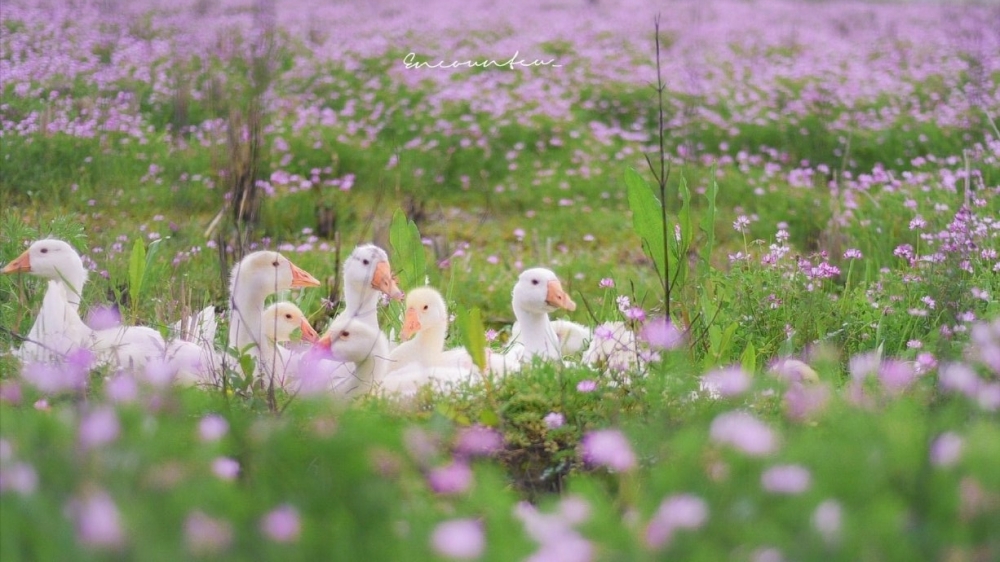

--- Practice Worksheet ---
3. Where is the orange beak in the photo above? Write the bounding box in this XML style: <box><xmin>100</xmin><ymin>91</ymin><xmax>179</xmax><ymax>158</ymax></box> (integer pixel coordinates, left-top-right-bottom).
<box><xmin>1</xmin><ymin>250</ymin><xmax>31</xmax><ymax>274</ymax></box>
<box><xmin>289</xmin><ymin>261</ymin><xmax>321</xmax><ymax>288</ymax></box>
<box><xmin>300</xmin><ymin>318</ymin><xmax>319</xmax><ymax>343</ymax></box>
<box><xmin>316</xmin><ymin>331</ymin><xmax>332</xmax><ymax>348</ymax></box>
<box><xmin>400</xmin><ymin>307</ymin><xmax>421</xmax><ymax>340</ymax></box>
<box><xmin>372</xmin><ymin>261</ymin><xmax>404</xmax><ymax>301</ymax></box>
<box><xmin>546</xmin><ymin>279</ymin><xmax>576</xmax><ymax>311</ymax></box>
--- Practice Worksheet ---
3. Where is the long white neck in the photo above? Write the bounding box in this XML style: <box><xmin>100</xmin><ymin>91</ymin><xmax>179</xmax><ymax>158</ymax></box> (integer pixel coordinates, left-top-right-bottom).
<box><xmin>229</xmin><ymin>281</ymin><xmax>267</xmax><ymax>355</ymax></box>
<box><xmin>343</xmin><ymin>281</ymin><xmax>381</xmax><ymax>330</ymax></box>
<box><xmin>514</xmin><ymin>308</ymin><xmax>560</xmax><ymax>360</ymax></box>
<box><xmin>356</xmin><ymin>334</ymin><xmax>390</xmax><ymax>389</ymax></box>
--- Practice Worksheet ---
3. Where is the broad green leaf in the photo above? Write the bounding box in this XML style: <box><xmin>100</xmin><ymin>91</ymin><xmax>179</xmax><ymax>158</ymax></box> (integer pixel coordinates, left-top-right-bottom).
<box><xmin>457</xmin><ymin>306</ymin><xmax>487</xmax><ymax>373</ymax></box>
<box><xmin>389</xmin><ymin>208</ymin><xmax>427</xmax><ymax>291</ymax></box>
<box><xmin>478</xmin><ymin>408</ymin><xmax>500</xmax><ymax>427</ymax></box>
<box><xmin>741</xmin><ymin>342</ymin><xmax>757</xmax><ymax>373</ymax></box>
<box><xmin>128</xmin><ymin>239</ymin><xmax>146</xmax><ymax>301</ymax></box>
<box><xmin>625</xmin><ymin>167</ymin><xmax>666</xmax><ymax>280</ymax></box>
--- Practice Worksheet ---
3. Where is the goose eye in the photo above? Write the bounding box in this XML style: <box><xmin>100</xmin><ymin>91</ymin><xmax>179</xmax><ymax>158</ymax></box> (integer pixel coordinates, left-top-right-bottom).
<box><xmin>423</xmin><ymin>304</ymin><xmax>429</xmax><ymax>311</ymax></box>
<box><xmin>272</xmin><ymin>260</ymin><xmax>280</xmax><ymax>267</ymax></box>
<box><xmin>40</xmin><ymin>248</ymin><xmax>49</xmax><ymax>254</ymax></box>
<box><xmin>531</xmin><ymin>279</ymin><xmax>539</xmax><ymax>285</ymax></box>
<box><xmin>340</xmin><ymin>331</ymin><xmax>350</xmax><ymax>338</ymax></box>
<box><xmin>362</xmin><ymin>259</ymin><xmax>370</xmax><ymax>266</ymax></box>
<box><xmin>285</xmin><ymin>314</ymin><xmax>292</xmax><ymax>319</ymax></box>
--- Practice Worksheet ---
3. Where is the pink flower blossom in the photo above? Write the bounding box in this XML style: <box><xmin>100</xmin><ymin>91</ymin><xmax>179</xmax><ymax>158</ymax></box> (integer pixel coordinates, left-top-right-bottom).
<box><xmin>878</xmin><ymin>360</ymin><xmax>918</xmax><ymax>393</ymax></box>
<box><xmin>645</xmin><ymin>494</ymin><xmax>709</xmax><ymax>549</ymax></box>
<box><xmin>184</xmin><ymin>511</ymin><xmax>233</xmax><ymax>555</ymax></box>
<box><xmin>211</xmin><ymin>457</ymin><xmax>240</xmax><ymax>481</ymax></box>
<box><xmin>430</xmin><ymin>519</ymin><xmax>484</xmax><ymax>560</ymax></box>
<box><xmin>86</xmin><ymin>306</ymin><xmax>121</xmax><ymax>331</ymax></box>
<box><xmin>576</xmin><ymin>380</ymin><xmax>597</xmax><ymax>393</ymax></box>
<box><xmin>710</xmin><ymin>411</ymin><xmax>779</xmax><ymax>456</ymax></box>
<box><xmin>68</xmin><ymin>489</ymin><xmax>125</xmax><ymax>549</ymax></box>
<box><xmin>700</xmin><ymin>366</ymin><xmax>751</xmax><ymax>397</ymax></box>
<box><xmin>812</xmin><ymin>500</ymin><xmax>842</xmax><ymax>544</ymax></box>
<box><xmin>428</xmin><ymin>461</ymin><xmax>473</xmax><ymax>495</ymax></box>
<box><xmin>198</xmin><ymin>415</ymin><xmax>229</xmax><ymax>442</ymax></box>
<box><xmin>260</xmin><ymin>504</ymin><xmax>301</xmax><ymax>543</ymax></box>
<box><xmin>784</xmin><ymin>383</ymin><xmax>830</xmax><ymax>421</ymax></box>
<box><xmin>0</xmin><ymin>462</ymin><xmax>38</xmax><ymax>495</ymax></box>
<box><xmin>930</xmin><ymin>432</ymin><xmax>963</xmax><ymax>467</ymax></box>
<box><xmin>761</xmin><ymin>464</ymin><xmax>811</xmax><ymax>494</ymax></box>
<box><xmin>78</xmin><ymin>407</ymin><xmax>120</xmax><ymax>450</ymax></box>
<box><xmin>581</xmin><ymin>429</ymin><xmax>636</xmax><ymax>472</ymax></box>
<box><xmin>640</xmin><ymin>317</ymin><xmax>684</xmax><ymax>350</ymax></box>
<box><xmin>543</xmin><ymin>412</ymin><xmax>565</xmax><ymax>429</ymax></box>
<box><xmin>455</xmin><ymin>425</ymin><xmax>503</xmax><ymax>457</ymax></box>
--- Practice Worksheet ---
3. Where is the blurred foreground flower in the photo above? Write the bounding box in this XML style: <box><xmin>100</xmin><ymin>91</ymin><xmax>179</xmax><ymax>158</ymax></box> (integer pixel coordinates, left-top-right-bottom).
<box><xmin>211</xmin><ymin>457</ymin><xmax>240</xmax><ymax>481</ymax></box>
<box><xmin>645</xmin><ymin>493</ymin><xmax>709</xmax><ymax>550</ymax></box>
<box><xmin>455</xmin><ymin>425</ymin><xmax>503</xmax><ymax>457</ymax></box>
<box><xmin>710</xmin><ymin>411</ymin><xmax>779</xmax><ymax>456</ymax></box>
<box><xmin>428</xmin><ymin>461</ymin><xmax>472</xmax><ymax>495</ymax></box>
<box><xmin>260</xmin><ymin>504</ymin><xmax>301</xmax><ymax>543</ymax></box>
<box><xmin>68</xmin><ymin>488</ymin><xmax>125</xmax><ymax>549</ymax></box>
<box><xmin>515</xmin><ymin>497</ymin><xmax>594</xmax><ymax>562</ymax></box>
<box><xmin>543</xmin><ymin>412</ymin><xmax>565</xmax><ymax>429</ymax></box>
<box><xmin>700</xmin><ymin>366</ymin><xmax>751</xmax><ymax>398</ymax></box>
<box><xmin>431</xmin><ymin>519</ymin><xmax>484</xmax><ymax>560</ymax></box>
<box><xmin>185</xmin><ymin>511</ymin><xmax>233</xmax><ymax>556</ymax></box>
<box><xmin>930</xmin><ymin>432</ymin><xmax>964</xmax><ymax>467</ymax></box>
<box><xmin>78</xmin><ymin>407</ymin><xmax>121</xmax><ymax>450</ymax></box>
<box><xmin>581</xmin><ymin>429</ymin><xmax>636</xmax><ymax>472</ymax></box>
<box><xmin>198</xmin><ymin>414</ymin><xmax>229</xmax><ymax>442</ymax></box>
<box><xmin>812</xmin><ymin>500</ymin><xmax>842</xmax><ymax>544</ymax></box>
<box><xmin>640</xmin><ymin>317</ymin><xmax>684</xmax><ymax>350</ymax></box>
<box><xmin>761</xmin><ymin>464</ymin><xmax>811</xmax><ymax>494</ymax></box>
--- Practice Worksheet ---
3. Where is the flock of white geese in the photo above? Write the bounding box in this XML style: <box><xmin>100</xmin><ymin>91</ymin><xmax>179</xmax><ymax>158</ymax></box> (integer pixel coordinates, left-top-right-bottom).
<box><xmin>2</xmin><ymin>238</ymin><xmax>640</xmax><ymax>398</ymax></box>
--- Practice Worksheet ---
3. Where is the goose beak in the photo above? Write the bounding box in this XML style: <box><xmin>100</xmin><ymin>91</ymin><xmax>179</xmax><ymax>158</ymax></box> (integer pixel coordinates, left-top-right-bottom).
<box><xmin>400</xmin><ymin>307</ymin><xmax>421</xmax><ymax>340</ymax></box>
<box><xmin>289</xmin><ymin>262</ymin><xmax>321</xmax><ymax>288</ymax></box>
<box><xmin>300</xmin><ymin>318</ymin><xmax>319</xmax><ymax>343</ymax></box>
<box><xmin>1</xmin><ymin>250</ymin><xmax>31</xmax><ymax>274</ymax></box>
<box><xmin>546</xmin><ymin>279</ymin><xmax>576</xmax><ymax>311</ymax></box>
<box><xmin>316</xmin><ymin>331</ymin><xmax>332</xmax><ymax>348</ymax></box>
<box><xmin>372</xmin><ymin>261</ymin><xmax>404</xmax><ymax>301</ymax></box>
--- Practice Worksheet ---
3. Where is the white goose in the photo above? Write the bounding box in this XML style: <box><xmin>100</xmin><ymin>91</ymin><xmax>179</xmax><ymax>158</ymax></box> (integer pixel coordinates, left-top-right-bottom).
<box><xmin>389</xmin><ymin>287</ymin><xmax>475</xmax><ymax>369</ymax></box>
<box><xmin>226</xmin><ymin>251</ymin><xmax>321</xmax><ymax>387</ymax></box>
<box><xmin>506</xmin><ymin>268</ymin><xmax>577</xmax><ymax>362</ymax></box>
<box><xmin>315</xmin><ymin>315</ymin><xmax>390</xmax><ymax>396</ymax></box>
<box><xmin>328</xmin><ymin>244</ymin><xmax>404</xmax><ymax>333</ymax></box>
<box><xmin>170</xmin><ymin>302</ymin><xmax>318</xmax><ymax>388</ymax></box>
<box><xmin>299</xmin><ymin>245</ymin><xmax>402</xmax><ymax>393</ymax></box>
<box><xmin>2</xmin><ymin>239</ymin><xmax>166</xmax><ymax>371</ymax></box>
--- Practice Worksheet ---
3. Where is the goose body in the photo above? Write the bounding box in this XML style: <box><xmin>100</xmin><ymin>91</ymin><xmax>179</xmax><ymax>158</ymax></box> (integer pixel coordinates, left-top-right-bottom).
<box><xmin>3</xmin><ymin>239</ymin><xmax>166</xmax><ymax>372</ymax></box>
<box><xmin>226</xmin><ymin>251</ymin><xmax>321</xmax><ymax>386</ymax></box>
<box><xmin>507</xmin><ymin>268</ymin><xmax>577</xmax><ymax>362</ymax></box>
<box><xmin>379</xmin><ymin>287</ymin><xmax>477</xmax><ymax>395</ymax></box>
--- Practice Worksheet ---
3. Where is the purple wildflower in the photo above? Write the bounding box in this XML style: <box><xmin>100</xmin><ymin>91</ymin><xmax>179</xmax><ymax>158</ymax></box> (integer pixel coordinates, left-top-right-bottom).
<box><xmin>709</xmin><ymin>411</ymin><xmax>779</xmax><ymax>456</ymax></box>
<box><xmin>430</xmin><ymin>519</ymin><xmax>484</xmax><ymax>560</ymax></box>
<box><xmin>260</xmin><ymin>505</ymin><xmax>301</xmax><ymax>543</ymax></box>
<box><xmin>581</xmin><ymin>429</ymin><xmax>636</xmax><ymax>472</ymax></box>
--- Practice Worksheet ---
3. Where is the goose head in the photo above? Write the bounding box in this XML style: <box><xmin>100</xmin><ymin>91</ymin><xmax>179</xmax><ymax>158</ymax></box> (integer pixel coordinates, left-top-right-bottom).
<box><xmin>2</xmin><ymin>239</ymin><xmax>87</xmax><ymax>293</ymax></box>
<box><xmin>343</xmin><ymin>244</ymin><xmax>404</xmax><ymax>302</ymax></box>
<box><xmin>512</xmin><ymin>268</ymin><xmax>576</xmax><ymax>316</ymax></box>
<box><xmin>229</xmin><ymin>251</ymin><xmax>320</xmax><ymax>298</ymax></box>
<box><xmin>317</xmin><ymin>315</ymin><xmax>382</xmax><ymax>363</ymax></box>
<box><xmin>262</xmin><ymin>302</ymin><xmax>319</xmax><ymax>344</ymax></box>
<box><xmin>400</xmin><ymin>286</ymin><xmax>448</xmax><ymax>340</ymax></box>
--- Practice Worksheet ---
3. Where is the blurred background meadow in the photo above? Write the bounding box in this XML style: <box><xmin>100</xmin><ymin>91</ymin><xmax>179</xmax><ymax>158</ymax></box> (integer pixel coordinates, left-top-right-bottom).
<box><xmin>1</xmin><ymin>0</ymin><xmax>999</xmax><ymax>559</ymax></box>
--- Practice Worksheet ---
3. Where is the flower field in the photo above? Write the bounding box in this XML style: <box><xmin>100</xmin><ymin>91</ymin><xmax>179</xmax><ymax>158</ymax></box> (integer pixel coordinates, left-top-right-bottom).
<box><xmin>1</xmin><ymin>0</ymin><xmax>999</xmax><ymax>560</ymax></box>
